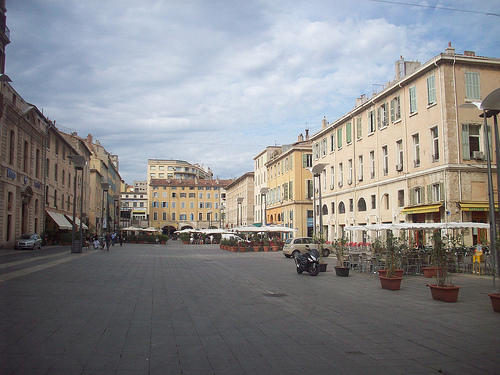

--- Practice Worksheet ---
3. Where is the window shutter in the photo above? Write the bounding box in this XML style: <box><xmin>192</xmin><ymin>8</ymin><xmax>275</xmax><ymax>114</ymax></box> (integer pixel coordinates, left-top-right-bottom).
<box><xmin>302</xmin><ymin>153</ymin><xmax>307</xmax><ymax>167</ymax></box>
<box><xmin>377</xmin><ymin>107</ymin><xmax>381</xmax><ymax>129</ymax></box>
<box><xmin>409</xmin><ymin>189</ymin><xmax>414</xmax><ymax>205</ymax></box>
<box><xmin>440</xmin><ymin>182</ymin><xmax>445</xmax><ymax>201</ymax></box>
<box><xmin>462</xmin><ymin>124</ymin><xmax>470</xmax><ymax>160</ymax></box>
<box><xmin>427</xmin><ymin>185</ymin><xmax>432</xmax><ymax>203</ymax></box>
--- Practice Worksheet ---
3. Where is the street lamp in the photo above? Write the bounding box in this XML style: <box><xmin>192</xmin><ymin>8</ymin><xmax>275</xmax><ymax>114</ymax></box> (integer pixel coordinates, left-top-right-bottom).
<box><xmin>260</xmin><ymin>187</ymin><xmax>269</xmax><ymax>226</ymax></box>
<box><xmin>101</xmin><ymin>181</ymin><xmax>109</xmax><ymax>237</ymax></box>
<box><xmin>237</xmin><ymin>197</ymin><xmax>244</xmax><ymax>227</ymax></box>
<box><xmin>68</xmin><ymin>155</ymin><xmax>86</xmax><ymax>253</ymax></box>
<box><xmin>459</xmin><ymin>88</ymin><xmax>500</xmax><ymax>293</ymax></box>
<box><xmin>311</xmin><ymin>163</ymin><xmax>327</xmax><ymax>238</ymax></box>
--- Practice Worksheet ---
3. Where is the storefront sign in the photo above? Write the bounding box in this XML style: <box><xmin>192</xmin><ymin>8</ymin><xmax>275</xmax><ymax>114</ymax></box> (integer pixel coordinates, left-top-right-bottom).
<box><xmin>6</xmin><ymin>168</ymin><xmax>16</xmax><ymax>180</ymax></box>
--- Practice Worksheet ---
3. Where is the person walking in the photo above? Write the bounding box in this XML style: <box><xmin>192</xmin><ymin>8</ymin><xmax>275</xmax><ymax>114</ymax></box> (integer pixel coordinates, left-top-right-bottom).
<box><xmin>119</xmin><ymin>233</ymin><xmax>123</xmax><ymax>246</ymax></box>
<box><xmin>105</xmin><ymin>232</ymin><xmax>111</xmax><ymax>251</ymax></box>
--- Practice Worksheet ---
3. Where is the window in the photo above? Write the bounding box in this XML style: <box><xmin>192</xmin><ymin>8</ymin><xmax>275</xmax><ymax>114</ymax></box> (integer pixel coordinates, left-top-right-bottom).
<box><xmin>54</xmin><ymin>163</ymin><xmax>58</xmax><ymax>182</ymax></box>
<box><xmin>412</xmin><ymin>134</ymin><xmax>420</xmax><ymax>167</ymax></box>
<box><xmin>150</xmin><ymin>165</ymin><xmax>156</xmax><ymax>170</ymax></box>
<box><xmin>321</xmin><ymin>138</ymin><xmax>327</xmax><ymax>156</ymax></box>
<box><xmin>368</xmin><ymin>110</ymin><xmax>375</xmax><ymax>133</ymax></box>
<box><xmin>330</xmin><ymin>133</ymin><xmax>335</xmax><ymax>152</ymax></box>
<box><xmin>172</xmin><ymin>213</ymin><xmax>176</xmax><ymax>221</ymax></box>
<box><xmin>152</xmin><ymin>201</ymin><xmax>159</xmax><ymax>208</ymax></box>
<box><xmin>377</xmin><ymin>103</ymin><xmax>388</xmax><ymax>128</ymax></box>
<box><xmin>462</xmin><ymin>123</ymin><xmax>484</xmax><ymax>161</ymax></box>
<box><xmin>390</xmin><ymin>96</ymin><xmax>401</xmax><ymax>122</ymax></box>
<box><xmin>382</xmin><ymin>146</ymin><xmax>388</xmax><ymax>176</ymax></box>
<box><xmin>306</xmin><ymin>180</ymin><xmax>313</xmax><ymax>199</ymax></box>
<box><xmin>190</xmin><ymin>202</ymin><xmax>194</xmax><ymax>209</ymax></box>
<box><xmin>153</xmin><ymin>192</ymin><xmax>159</xmax><ymax>198</ymax></box>
<box><xmin>465</xmin><ymin>72</ymin><xmax>480</xmax><ymax>100</ymax></box>
<box><xmin>331</xmin><ymin>202</ymin><xmax>335</xmax><ymax>214</ymax></box>
<box><xmin>9</xmin><ymin>130</ymin><xmax>15</xmax><ymax>165</ymax></box>
<box><xmin>162</xmin><ymin>212</ymin><xmax>167</xmax><ymax>220</ymax></box>
<box><xmin>346</xmin><ymin>123</ymin><xmax>352</xmax><ymax>144</ymax></box>
<box><xmin>303</xmin><ymin>153</ymin><xmax>312</xmax><ymax>168</ymax></box>
<box><xmin>339</xmin><ymin>163</ymin><xmax>343</xmax><ymax>187</ymax></box>
<box><xmin>414</xmin><ymin>187</ymin><xmax>422</xmax><ymax>205</ymax></box>
<box><xmin>181</xmin><ymin>202</ymin><xmax>185</xmax><ymax>208</ymax></box>
<box><xmin>356</xmin><ymin>117</ymin><xmax>362</xmax><ymax>140</ymax></box>
<box><xmin>348</xmin><ymin>159</ymin><xmax>353</xmax><ymax>184</ymax></box>
<box><xmin>330</xmin><ymin>166</ymin><xmax>335</xmax><ymax>189</ymax></box>
<box><xmin>349</xmin><ymin>198</ymin><xmax>354</xmax><ymax>212</ymax></box>
<box><xmin>358</xmin><ymin>155</ymin><xmax>363</xmax><ymax>181</ymax></box>
<box><xmin>313</xmin><ymin>142</ymin><xmax>320</xmax><ymax>159</ymax></box>
<box><xmin>35</xmin><ymin>149</ymin><xmax>41</xmax><ymax>179</ymax></box>
<box><xmin>339</xmin><ymin>201</ymin><xmax>345</xmax><ymax>214</ymax></box>
<box><xmin>153</xmin><ymin>212</ymin><xmax>158</xmax><ymax>220</ymax></box>
<box><xmin>431</xmin><ymin>126</ymin><xmax>439</xmax><ymax>162</ymax></box>
<box><xmin>396</xmin><ymin>140</ymin><xmax>403</xmax><ymax>170</ymax></box>
<box><xmin>398</xmin><ymin>190</ymin><xmax>405</xmax><ymax>207</ymax></box>
<box><xmin>383</xmin><ymin>194</ymin><xmax>390</xmax><ymax>210</ymax></box>
<box><xmin>162</xmin><ymin>202</ymin><xmax>168</xmax><ymax>208</ymax></box>
<box><xmin>337</xmin><ymin>128</ymin><xmax>342</xmax><ymax>149</ymax></box>
<box><xmin>358</xmin><ymin>198</ymin><xmax>367</xmax><ymax>212</ymax></box>
<box><xmin>371</xmin><ymin>194</ymin><xmax>376</xmax><ymax>209</ymax></box>
<box><xmin>172</xmin><ymin>202</ymin><xmax>176</xmax><ymax>208</ymax></box>
<box><xmin>432</xmin><ymin>183</ymin><xmax>442</xmax><ymax>202</ymax></box>
<box><xmin>409</xmin><ymin>86</ymin><xmax>417</xmax><ymax>114</ymax></box>
<box><xmin>180</xmin><ymin>214</ymin><xmax>187</xmax><ymax>221</ymax></box>
<box><xmin>427</xmin><ymin>75</ymin><xmax>436</xmax><ymax>105</ymax></box>
<box><xmin>370</xmin><ymin>151</ymin><xmax>375</xmax><ymax>179</ymax></box>
<box><xmin>322</xmin><ymin>170</ymin><xmax>327</xmax><ymax>190</ymax></box>
<box><xmin>23</xmin><ymin>141</ymin><xmax>29</xmax><ymax>172</ymax></box>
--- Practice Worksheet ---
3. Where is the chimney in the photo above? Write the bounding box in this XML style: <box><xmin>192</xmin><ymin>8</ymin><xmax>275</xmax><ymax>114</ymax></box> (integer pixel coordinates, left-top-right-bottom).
<box><xmin>298</xmin><ymin>133</ymin><xmax>304</xmax><ymax>142</ymax></box>
<box><xmin>464</xmin><ymin>50</ymin><xmax>476</xmax><ymax>57</ymax></box>
<box><xmin>87</xmin><ymin>133</ymin><xmax>93</xmax><ymax>144</ymax></box>
<box><xmin>305</xmin><ymin>129</ymin><xmax>309</xmax><ymax>141</ymax></box>
<box><xmin>445</xmin><ymin>42</ymin><xmax>455</xmax><ymax>55</ymax></box>
<box><xmin>321</xmin><ymin>116</ymin><xmax>328</xmax><ymax>129</ymax></box>
<box><xmin>355</xmin><ymin>94</ymin><xmax>367</xmax><ymax>107</ymax></box>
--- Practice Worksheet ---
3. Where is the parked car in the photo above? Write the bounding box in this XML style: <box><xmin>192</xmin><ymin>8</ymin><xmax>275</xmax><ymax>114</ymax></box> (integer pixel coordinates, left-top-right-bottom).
<box><xmin>283</xmin><ymin>237</ymin><xmax>332</xmax><ymax>258</ymax></box>
<box><xmin>14</xmin><ymin>233</ymin><xmax>43</xmax><ymax>250</ymax></box>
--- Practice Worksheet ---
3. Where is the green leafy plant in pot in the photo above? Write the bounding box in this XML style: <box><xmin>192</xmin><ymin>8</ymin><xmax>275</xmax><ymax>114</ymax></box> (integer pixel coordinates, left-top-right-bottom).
<box><xmin>427</xmin><ymin>230</ymin><xmax>460</xmax><ymax>302</ymax></box>
<box><xmin>333</xmin><ymin>237</ymin><xmax>349</xmax><ymax>276</ymax></box>
<box><xmin>379</xmin><ymin>231</ymin><xmax>403</xmax><ymax>290</ymax></box>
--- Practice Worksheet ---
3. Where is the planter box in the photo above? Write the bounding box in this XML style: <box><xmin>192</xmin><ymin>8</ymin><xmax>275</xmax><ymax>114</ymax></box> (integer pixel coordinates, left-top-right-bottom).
<box><xmin>253</xmin><ymin>246</ymin><xmax>261</xmax><ymax>252</ymax></box>
<box><xmin>378</xmin><ymin>269</ymin><xmax>404</xmax><ymax>278</ymax></box>
<box><xmin>319</xmin><ymin>263</ymin><xmax>328</xmax><ymax>272</ymax></box>
<box><xmin>335</xmin><ymin>266</ymin><xmax>350</xmax><ymax>277</ymax></box>
<box><xmin>379</xmin><ymin>276</ymin><xmax>403</xmax><ymax>290</ymax></box>
<box><xmin>263</xmin><ymin>246</ymin><xmax>270</xmax><ymax>252</ymax></box>
<box><xmin>488</xmin><ymin>293</ymin><xmax>500</xmax><ymax>312</ymax></box>
<box><xmin>428</xmin><ymin>284</ymin><xmax>461</xmax><ymax>303</ymax></box>
<box><xmin>422</xmin><ymin>267</ymin><xmax>443</xmax><ymax>278</ymax></box>
<box><xmin>271</xmin><ymin>246</ymin><xmax>279</xmax><ymax>252</ymax></box>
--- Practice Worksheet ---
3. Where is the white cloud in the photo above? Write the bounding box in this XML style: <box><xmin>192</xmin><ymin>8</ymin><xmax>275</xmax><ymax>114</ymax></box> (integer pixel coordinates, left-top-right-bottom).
<box><xmin>6</xmin><ymin>0</ymin><xmax>500</xmax><ymax>182</ymax></box>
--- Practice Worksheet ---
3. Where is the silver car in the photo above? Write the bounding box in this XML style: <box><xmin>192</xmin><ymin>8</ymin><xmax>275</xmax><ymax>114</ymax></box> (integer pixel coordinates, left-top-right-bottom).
<box><xmin>283</xmin><ymin>237</ymin><xmax>332</xmax><ymax>258</ymax></box>
<box><xmin>14</xmin><ymin>233</ymin><xmax>43</xmax><ymax>250</ymax></box>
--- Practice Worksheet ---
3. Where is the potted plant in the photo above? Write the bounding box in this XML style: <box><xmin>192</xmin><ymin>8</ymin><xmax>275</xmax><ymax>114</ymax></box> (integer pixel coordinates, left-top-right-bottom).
<box><xmin>333</xmin><ymin>237</ymin><xmax>349</xmax><ymax>276</ymax></box>
<box><xmin>262</xmin><ymin>237</ymin><xmax>270</xmax><ymax>252</ymax></box>
<box><xmin>312</xmin><ymin>233</ymin><xmax>328</xmax><ymax>272</ymax></box>
<box><xmin>179</xmin><ymin>232</ymin><xmax>191</xmax><ymax>244</ymax></box>
<box><xmin>427</xmin><ymin>231</ymin><xmax>460</xmax><ymax>302</ymax></box>
<box><xmin>270</xmin><ymin>238</ymin><xmax>279</xmax><ymax>252</ymax></box>
<box><xmin>379</xmin><ymin>231</ymin><xmax>403</xmax><ymax>290</ymax></box>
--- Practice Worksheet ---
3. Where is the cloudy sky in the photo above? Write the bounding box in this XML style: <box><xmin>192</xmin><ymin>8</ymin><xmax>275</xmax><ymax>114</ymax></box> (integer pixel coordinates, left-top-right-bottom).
<box><xmin>6</xmin><ymin>0</ymin><xmax>500</xmax><ymax>183</ymax></box>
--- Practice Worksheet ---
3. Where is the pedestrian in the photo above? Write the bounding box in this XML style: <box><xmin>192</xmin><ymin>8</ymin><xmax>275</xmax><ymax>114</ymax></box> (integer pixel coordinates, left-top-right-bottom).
<box><xmin>105</xmin><ymin>233</ymin><xmax>111</xmax><ymax>251</ymax></box>
<box><xmin>119</xmin><ymin>233</ymin><xmax>123</xmax><ymax>246</ymax></box>
<box><xmin>86</xmin><ymin>235</ymin><xmax>90</xmax><ymax>249</ymax></box>
<box><xmin>111</xmin><ymin>232</ymin><xmax>116</xmax><ymax>246</ymax></box>
<box><xmin>93</xmin><ymin>238</ymin><xmax>100</xmax><ymax>249</ymax></box>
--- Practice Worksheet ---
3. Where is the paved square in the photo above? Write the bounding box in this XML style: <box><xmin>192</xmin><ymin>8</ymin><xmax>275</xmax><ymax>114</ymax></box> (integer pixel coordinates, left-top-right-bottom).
<box><xmin>0</xmin><ymin>242</ymin><xmax>499</xmax><ymax>374</ymax></box>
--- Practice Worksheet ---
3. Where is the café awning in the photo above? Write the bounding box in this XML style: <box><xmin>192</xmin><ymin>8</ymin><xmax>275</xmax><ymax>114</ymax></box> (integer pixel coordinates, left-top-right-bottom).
<box><xmin>46</xmin><ymin>210</ymin><xmax>72</xmax><ymax>230</ymax></box>
<box><xmin>459</xmin><ymin>202</ymin><xmax>498</xmax><ymax>212</ymax></box>
<box><xmin>65</xmin><ymin>214</ymin><xmax>89</xmax><ymax>230</ymax></box>
<box><xmin>400</xmin><ymin>204</ymin><xmax>442</xmax><ymax>215</ymax></box>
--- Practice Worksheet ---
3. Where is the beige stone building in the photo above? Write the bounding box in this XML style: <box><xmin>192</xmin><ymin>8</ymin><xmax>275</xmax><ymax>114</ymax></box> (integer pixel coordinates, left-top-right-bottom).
<box><xmin>149</xmin><ymin>178</ymin><xmax>230</xmax><ymax>235</ymax></box>
<box><xmin>310</xmin><ymin>45</ymin><xmax>500</xmax><ymax>247</ymax></box>
<box><xmin>264</xmin><ymin>133</ymin><xmax>314</xmax><ymax>237</ymax></box>
<box><xmin>253</xmin><ymin>146</ymin><xmax>280</xmax><ymax>225</ymax></box>
<box><xmin>0</xmin><ymin>87</ymin><xmax>47</xmax><ymax>247</ymax></box>
<box><xmin>224</xmin><ymin>172</ymin><xmax>254</xmax><ymax>228</ymax></box>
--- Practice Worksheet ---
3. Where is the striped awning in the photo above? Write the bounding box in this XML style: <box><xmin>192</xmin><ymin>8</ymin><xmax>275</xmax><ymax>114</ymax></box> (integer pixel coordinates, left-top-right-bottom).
<box><xmin>65</xmin><ymin>214</ymin><xmax>89</xmax><ymax>230</ymax></box>
<box><xmin>459</xmin><ymin>202</ymin><xmax>498</xmax><ymax>212</ymax></box>
<box><xmin>400</xmin><ymin>204</ymin><xmax>442</xmax><ymax>215</ymax></box>
<box><xmin>46</xmin><ymin>210</ymin><xmax>72</xmax><ymax>230</ymax></box>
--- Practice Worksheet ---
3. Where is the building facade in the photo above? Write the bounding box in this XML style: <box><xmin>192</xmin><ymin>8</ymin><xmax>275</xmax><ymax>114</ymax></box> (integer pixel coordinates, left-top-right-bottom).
<box><xmin>253</xmin><ymin>146</ymin><xmax>281</xmax><ymax>225</ymax></box>
<box><xmin>264</xmin><ymin>133</ymin><xmax>314</xmax><ymax>237</ymax></box>
<box><xmin>224</xmin><ymin>172</ymin><xmax>254</xmax><ymax>228</ymax></box>
<box><xmin>148</xmin><ymin>178</ymin><xmax>230</xmax><ymax>235</ymax></box>
<box><xmin>310</xmin><ymin>45</ymin><xmax>500</xmax><ymax>246</ymax></box>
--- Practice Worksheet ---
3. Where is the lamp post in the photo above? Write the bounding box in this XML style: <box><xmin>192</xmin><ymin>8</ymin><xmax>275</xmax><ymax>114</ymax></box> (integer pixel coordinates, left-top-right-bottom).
<box><xmin>101</xmin><ymin>181</ymin><xmax>109</xmax><ymax>237</ymax></box>
<box><xmin>237</xmin><ymin>197</ymin><xmax>244</xmax><ymax>227</ymax></box>
<box><xmin>459</xmin><ymin>88</ymin><xmax>500</xmax><ymax>293</ymax></box>
<box><xmin>311</xmin><ymin>163</ymin><xmax>327</xmax><ymax>238</ymax></box>
<box><xmin>208</xmin><ymin>210</ymin><xmax>212</xmax><ymax>228</ymax></box>
<box><xmin>260</xmin><ymin>187</ymin><xmax>269</xmax><ymax>226</ymax></box>
<box><xmin>68</xmin><ymin>155</ymin><xmax>86</xmax><ymax>253</ymax></box>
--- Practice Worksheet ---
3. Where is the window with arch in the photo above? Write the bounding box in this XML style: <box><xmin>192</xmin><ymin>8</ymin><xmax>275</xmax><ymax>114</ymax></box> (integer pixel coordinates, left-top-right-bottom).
<box><xmin>358</xmin><ymin>198</ymin><xmax>367</xmax><ymax>211</ymax></box>
<box><xmin>322</xmin><ymin>204</ymin><xmax>328</xmax><ymax>215</ymax></box>
<box><xmin>383</xmin><ymin>194</ymin><xmax>390</xmax><ymax>210</ymax></box>
<box><xmin>339</xmin><ymin>201</ymin><xmax>345</xmax><ymax>214</ymax></box>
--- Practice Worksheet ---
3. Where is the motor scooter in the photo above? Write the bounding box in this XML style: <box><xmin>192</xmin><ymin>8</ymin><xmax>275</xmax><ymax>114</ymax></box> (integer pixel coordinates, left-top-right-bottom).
<box><xmin>294</xmin><ymin>246</ymin><xmax>320</xmax><ymax>276</ymax></box>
